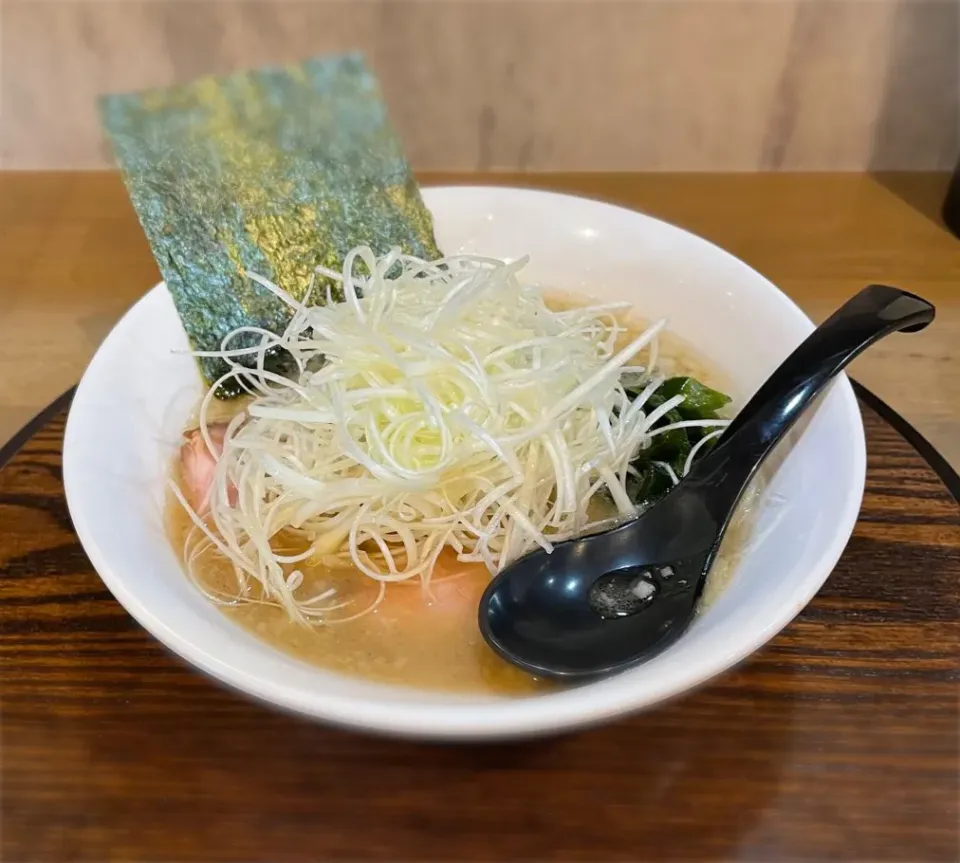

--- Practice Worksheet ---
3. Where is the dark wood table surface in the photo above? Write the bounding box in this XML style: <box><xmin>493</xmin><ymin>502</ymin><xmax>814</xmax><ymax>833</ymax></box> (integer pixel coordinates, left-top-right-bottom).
<box><xmin>1</xmin><ymin>386</ymin><xmax>958</xmax><ymax>862</ymax></box>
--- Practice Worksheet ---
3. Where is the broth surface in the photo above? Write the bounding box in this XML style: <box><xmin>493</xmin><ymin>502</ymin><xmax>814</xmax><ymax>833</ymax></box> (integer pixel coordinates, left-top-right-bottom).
<box><xmin>166</xmin><ymin>294</ymin><xmax>749</xmax><ymax>695</ymax></box>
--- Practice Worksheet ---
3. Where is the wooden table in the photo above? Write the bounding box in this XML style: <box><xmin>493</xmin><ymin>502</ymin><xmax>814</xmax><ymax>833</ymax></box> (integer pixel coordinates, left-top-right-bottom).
<box><xmin>1</xmin><ymin>172</ymin><xmax>959</xmax><ymax>860</ymax></box>
<box><xmin>2</xmin><ymin>172</ymin><xmax>959</xmax><ymax>470</ymax></box>
<box><xmin>1</xmin><ymin>388</ymin><xmax>957</xmax><ymax>861</ymax></box>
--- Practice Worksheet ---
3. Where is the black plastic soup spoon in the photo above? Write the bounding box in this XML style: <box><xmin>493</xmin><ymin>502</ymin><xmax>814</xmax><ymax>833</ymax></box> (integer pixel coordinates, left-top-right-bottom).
<box><xmin>477</xmin><ymin>285</ymin><xmax>935</xmax><ymax>681</ymax></box>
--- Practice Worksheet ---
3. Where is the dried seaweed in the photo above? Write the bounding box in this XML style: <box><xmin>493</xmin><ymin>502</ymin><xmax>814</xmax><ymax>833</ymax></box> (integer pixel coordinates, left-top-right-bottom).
<box><xmin>100</xmin><ymin>53</ymin><xmax>440</xmax><ymax>394</ymax></box>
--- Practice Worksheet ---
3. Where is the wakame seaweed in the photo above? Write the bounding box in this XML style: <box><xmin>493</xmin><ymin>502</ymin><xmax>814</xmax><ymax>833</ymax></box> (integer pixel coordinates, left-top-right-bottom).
<box><xmin>623</xmin><ymin>376</ymin><xmax>731</xmax><ymax>510</ymax></box>
<box><xmin>100</xmin><ymin>53</ymin><xmax>440</xmax><ymax>395</ymax></box>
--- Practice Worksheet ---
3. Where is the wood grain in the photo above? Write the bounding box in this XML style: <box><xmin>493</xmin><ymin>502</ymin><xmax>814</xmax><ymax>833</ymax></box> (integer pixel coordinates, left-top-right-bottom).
<box><xmin>0</xmin><ymin>399</ymin><xmax>957</xmax><ymax>862</ymax></box>
<box><xmin>1</xmin><ymin>0</ymin><xmax>957</xmax><ymax>170</ymax></box>
<box><xmin>2</xmin><ymin>171</ymin><xmax>959</xmax><ymax>471</ymax></box>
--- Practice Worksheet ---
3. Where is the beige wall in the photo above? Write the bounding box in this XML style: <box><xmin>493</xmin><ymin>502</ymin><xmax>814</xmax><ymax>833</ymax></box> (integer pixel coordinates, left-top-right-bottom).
<box><xmin>1</xmin><ymin>0</ymin><xmax>957</xmax><ymax>171</ymax></box>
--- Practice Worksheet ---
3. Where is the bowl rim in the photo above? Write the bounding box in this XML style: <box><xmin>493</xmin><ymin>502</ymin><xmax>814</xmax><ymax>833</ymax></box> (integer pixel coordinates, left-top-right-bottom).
<box><xmin>63</xmin><ymin>185</ymin><xmax>867</xmax><ymax>740</ymax></box>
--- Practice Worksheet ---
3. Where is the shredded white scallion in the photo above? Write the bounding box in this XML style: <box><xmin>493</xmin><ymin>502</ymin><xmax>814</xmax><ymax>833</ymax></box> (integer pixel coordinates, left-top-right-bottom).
<box><xmin>176</xmin><ymin>247</ymin><xmax>730</xmax><ymax>625</ymax></box>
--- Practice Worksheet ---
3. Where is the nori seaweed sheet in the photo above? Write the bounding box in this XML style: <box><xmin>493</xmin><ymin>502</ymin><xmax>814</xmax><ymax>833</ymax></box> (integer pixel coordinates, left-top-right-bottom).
<box><xmin>100</xmin><ymin>52</ymin><xmax>440</xmax><ymax>394</ymax></box>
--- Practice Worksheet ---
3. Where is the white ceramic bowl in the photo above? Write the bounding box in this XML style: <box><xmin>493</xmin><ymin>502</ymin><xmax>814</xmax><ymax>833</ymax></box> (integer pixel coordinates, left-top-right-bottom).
<box><xmin>63</xmin><ymin>186</ymin><xmax>866</xmax><ymax>740</ymax></box>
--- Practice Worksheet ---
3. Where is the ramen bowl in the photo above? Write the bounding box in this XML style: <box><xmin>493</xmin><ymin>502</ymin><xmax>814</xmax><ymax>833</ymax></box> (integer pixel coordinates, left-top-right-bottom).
<box><xmin>63</xmin><ymin>186</ymin><xmax>866</xmax><ymax>740</ymax></box>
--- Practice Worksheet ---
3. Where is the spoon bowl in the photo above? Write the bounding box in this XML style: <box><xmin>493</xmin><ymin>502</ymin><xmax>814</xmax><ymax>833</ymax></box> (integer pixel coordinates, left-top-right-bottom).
<box><xmin>480</xmin><ymin>285</ymin><xmax>935</xmax><ymax>681</ymax></box>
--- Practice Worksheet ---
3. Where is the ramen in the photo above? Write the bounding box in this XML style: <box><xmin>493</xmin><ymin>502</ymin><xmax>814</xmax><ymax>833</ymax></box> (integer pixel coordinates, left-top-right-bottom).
<box><xmin>166</xmin><ymin>249</ymin><xmax>745</xmax><ymax>695</ymax></box>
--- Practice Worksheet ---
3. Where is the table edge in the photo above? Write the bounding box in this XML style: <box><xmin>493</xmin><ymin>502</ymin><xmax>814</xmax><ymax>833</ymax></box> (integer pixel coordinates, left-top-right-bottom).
<box><xmin>0</xmin><ymin>387</ymin><xmax>76</xmax><ymax>470</ymax></box>
<box><xmin>850</xmin><ymin>381</ymin><xmax>960</xmax><ymax>503</ymax></box>
<box><xmin>2</xmin><ymin>383</ymin><xmax>958</xmax><ymax>505</ymax></box>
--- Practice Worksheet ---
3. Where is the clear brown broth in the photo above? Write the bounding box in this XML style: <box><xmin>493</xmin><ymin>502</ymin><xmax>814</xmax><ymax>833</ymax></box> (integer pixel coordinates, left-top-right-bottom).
<box><xmin>166</xmin><ymin>294</ymin><xmax>748</xmax><ymax>696</ymax></box>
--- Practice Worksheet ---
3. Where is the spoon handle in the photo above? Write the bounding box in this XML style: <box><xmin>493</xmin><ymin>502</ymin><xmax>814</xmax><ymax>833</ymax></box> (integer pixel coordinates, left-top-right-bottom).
<box><xmin>687</xmin><ymin>285</ymin><xmax>935</xmax><ymax>501</ymax></box>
